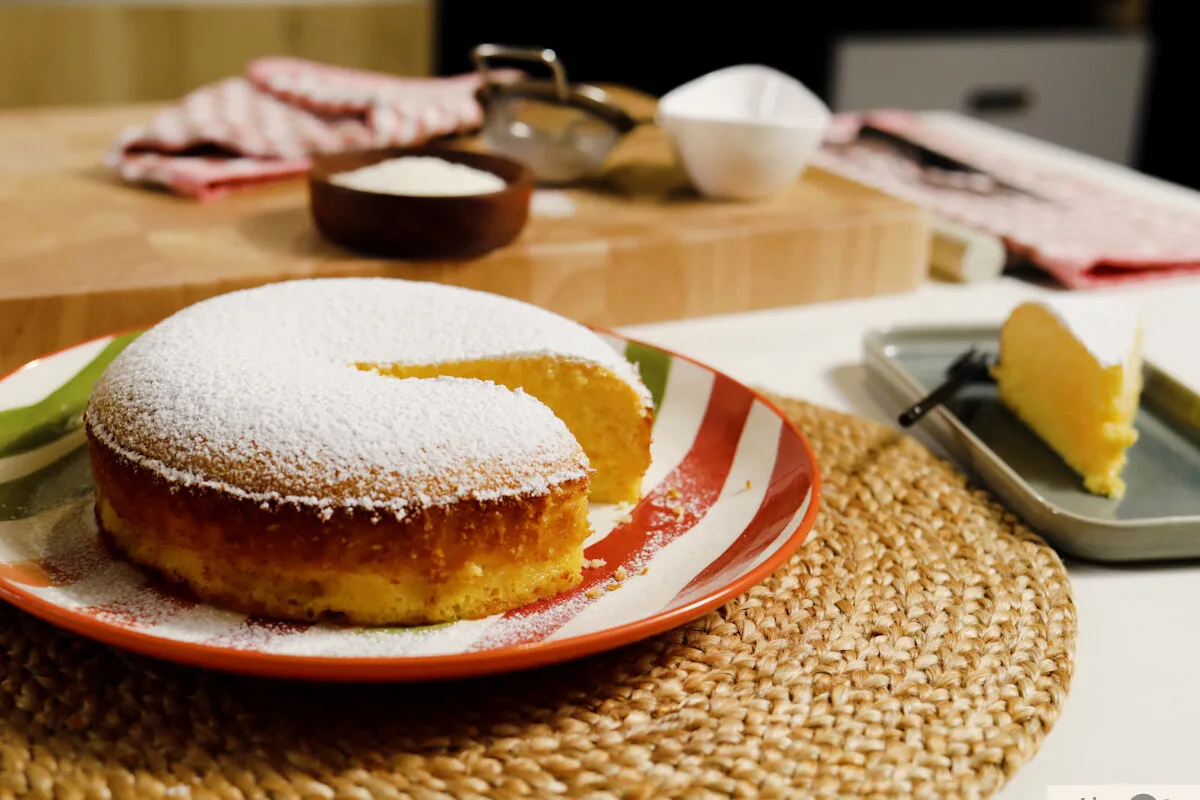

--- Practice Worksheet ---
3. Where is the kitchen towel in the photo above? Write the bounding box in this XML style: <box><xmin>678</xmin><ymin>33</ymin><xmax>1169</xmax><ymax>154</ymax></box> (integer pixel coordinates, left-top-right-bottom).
<box><xmin>815</xmin><ymin>110</ymin><xmax>1200</xmax><ymax>289</ymax></box>
<box><xmin>107</xmin><ymin>57</ymin><xmax>515</xmax><ymax>200</ymax></box>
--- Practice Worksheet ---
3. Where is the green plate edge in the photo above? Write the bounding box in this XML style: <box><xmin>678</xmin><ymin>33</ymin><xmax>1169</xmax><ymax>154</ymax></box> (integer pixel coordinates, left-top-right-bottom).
<box><xmin>623</xmin><ymin>341</ymin><xmax>670</xmax><ymax>416</ymax></box>
<box><xmin>0</xmin><ymin>333</ymin><xmax>142</xmax><ymax>460</ymax></box>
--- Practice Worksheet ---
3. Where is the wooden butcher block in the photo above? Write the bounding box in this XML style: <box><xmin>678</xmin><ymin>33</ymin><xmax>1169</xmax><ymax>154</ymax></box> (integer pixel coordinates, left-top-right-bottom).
<box><xmin>0</xmin><ymin>92</ymin><xmax>930</xmax><ymax>375</ymax></box>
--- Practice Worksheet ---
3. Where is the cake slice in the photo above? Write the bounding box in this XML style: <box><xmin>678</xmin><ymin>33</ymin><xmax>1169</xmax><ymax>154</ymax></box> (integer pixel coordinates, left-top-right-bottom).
<box><xmin>991</xmin><ymin>297</ymin><xmax>1143</xmax><ymax>499</ymax></box>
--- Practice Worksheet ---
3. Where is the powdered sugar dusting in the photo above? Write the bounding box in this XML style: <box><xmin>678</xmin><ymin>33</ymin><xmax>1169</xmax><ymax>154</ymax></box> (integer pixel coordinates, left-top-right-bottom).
<box><xmin>263</xmin><ymin>617</ymin><xmax>497</xmax><ymax>657</ymax></box>
<box><xmin>1029</xmin><ymin>296</ymin><xmax>1141</xmax><ymax>368</ymax></box>
<box><xmin>467</xmin><ymin>589</ymin><xmax>597</xmax><ymax>653</ymax></box>
<box><xmin>20</xmin><ymin>498</ymin><xmax>146</xmax><ymax>610</ymax></box>
<box><xmin>91</xmin><ymin>581</ymin><xmax>195</xmax><ymax>629</ymax></box>
<box><xmin>86</xmin><ymin>278</ymin><xmax>651</xmax><ymax>512</ymax></box>
<box><xmin>150</xmin><ymin>604</ymin><xmax>248</xmax><ymax>644</ymax></box>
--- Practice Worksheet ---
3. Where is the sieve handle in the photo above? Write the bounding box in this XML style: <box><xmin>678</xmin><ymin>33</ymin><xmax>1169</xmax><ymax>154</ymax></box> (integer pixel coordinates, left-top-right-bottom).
<box><xmin>471</xmin><ymin>44</ymin><xmax>570</xmax><ymax>103</ymax></box>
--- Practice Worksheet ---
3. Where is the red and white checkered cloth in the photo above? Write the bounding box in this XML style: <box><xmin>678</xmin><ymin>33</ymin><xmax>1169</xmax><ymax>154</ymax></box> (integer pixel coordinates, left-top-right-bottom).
<box><xmin>107</xmin><ymin>57</ymin><xmax>517</xmax><ymax>200</ymax></box>
<box><xmin>815</xmin><ymin>111</ymin><xmax>1200</xmax><ymax>289</ymax></box>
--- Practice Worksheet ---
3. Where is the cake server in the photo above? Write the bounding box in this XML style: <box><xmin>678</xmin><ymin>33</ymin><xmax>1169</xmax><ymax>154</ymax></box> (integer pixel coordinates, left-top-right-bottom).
<box><xmin>897</xmin><ymin>346</ymin><xmax>993</xmax><ymax>427</ymax></box>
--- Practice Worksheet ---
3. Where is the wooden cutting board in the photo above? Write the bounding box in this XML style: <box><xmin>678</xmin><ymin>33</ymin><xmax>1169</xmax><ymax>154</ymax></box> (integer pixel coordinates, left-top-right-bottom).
<box><xmin>0</xmin><ymin>92</ymin><xmax>930</xmax><ymax>375</ymax></box>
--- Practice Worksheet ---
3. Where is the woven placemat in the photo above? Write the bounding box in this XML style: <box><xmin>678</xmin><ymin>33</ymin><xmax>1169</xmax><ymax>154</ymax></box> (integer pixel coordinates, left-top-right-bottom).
<box><xmin>0</xmin><ymin>399</ymin><xmax>1075</xmax><ymax>800</ymax></box>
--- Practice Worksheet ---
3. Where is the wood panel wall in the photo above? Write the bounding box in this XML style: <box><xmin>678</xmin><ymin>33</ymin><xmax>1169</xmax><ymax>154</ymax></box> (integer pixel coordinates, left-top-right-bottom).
<box><xmin>0</xmin><ymin>1</ymin><xmax>434</xmax><ymax>109</ymax></box>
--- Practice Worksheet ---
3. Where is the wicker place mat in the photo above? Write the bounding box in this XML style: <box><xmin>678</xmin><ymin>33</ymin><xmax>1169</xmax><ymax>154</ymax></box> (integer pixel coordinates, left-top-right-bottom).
<box><xmin>0</xmin><ymin>398</ymin><xmax>1075</xmax><ymax>800</ymax></box>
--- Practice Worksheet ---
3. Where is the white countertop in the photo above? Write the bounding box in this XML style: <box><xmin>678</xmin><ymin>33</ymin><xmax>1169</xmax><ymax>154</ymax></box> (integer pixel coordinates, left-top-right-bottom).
<box><xmin>620</xmin><ymin>115</ymin><xmax>1200</xmax><ymax>797</ymax></box>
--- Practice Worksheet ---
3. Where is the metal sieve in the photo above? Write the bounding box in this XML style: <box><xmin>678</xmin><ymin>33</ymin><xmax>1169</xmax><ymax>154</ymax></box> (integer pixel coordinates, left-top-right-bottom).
<box><xmin>471</xmin><ymin>44</ymin><xmax>643</xmax><ymax>185</ymax></box>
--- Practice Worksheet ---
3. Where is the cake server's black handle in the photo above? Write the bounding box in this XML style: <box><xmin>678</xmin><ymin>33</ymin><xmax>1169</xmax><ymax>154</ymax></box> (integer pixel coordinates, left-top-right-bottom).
<box><xmin>898</xmin><ymin>347</ymin><xmax>993</xmax><ymax>428</ymax></box>
<box><xmin>858</xmin><ymin>124</ymin><xmax>1048</xmax><ymax>201</ymax></box>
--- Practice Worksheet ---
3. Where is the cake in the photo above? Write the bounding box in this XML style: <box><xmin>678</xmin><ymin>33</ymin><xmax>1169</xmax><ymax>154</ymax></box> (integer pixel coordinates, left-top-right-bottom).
<box><xmin>991</xmin><ymin>297</ymin><xmax>1143</xmax><ymax>499</ymax></box>
<box><xmin>84</xmin><ymin>278</ymin><xmax>654</xmax><ymax>625</ymax></box>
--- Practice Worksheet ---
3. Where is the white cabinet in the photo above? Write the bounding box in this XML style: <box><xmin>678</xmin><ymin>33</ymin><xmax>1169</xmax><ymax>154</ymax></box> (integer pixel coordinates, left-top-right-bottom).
<box><xmin>831</xmin><ymin>34</ymin><xmax>1150</xmax><ymax>165</ymax></box>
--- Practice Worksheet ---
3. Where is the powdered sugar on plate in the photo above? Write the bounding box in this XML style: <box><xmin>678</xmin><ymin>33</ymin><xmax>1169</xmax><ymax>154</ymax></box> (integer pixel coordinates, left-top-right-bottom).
<box><xmin>262</xmin><ymin>617</ymin><xmax>498</xmax><ymax>658</ymax></box>
<box><xmin>151</xmin><ymin>605</ymin><xmax>250</xmax><ymax>645</ymax></box>
<box><xmin>19</xmin><ymin>498</ymin><xmax>146</xmax><ymax>610</ymax></box>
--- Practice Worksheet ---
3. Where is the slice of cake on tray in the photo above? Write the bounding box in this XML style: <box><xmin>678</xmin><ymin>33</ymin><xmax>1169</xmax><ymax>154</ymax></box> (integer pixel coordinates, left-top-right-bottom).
<box><xmin>992</xmin><ymin>297</ymin><xmax>1143</xmax><ymax>500</ymax></box>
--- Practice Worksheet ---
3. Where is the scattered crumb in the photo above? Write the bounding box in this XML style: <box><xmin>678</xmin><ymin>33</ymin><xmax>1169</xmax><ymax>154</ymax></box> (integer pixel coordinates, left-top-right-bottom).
<box><xmin>615</xmin><ymin>514</ymin><xmax>632</xmax><ymax>526</ymax></box>
<box><xmin>639</xmin><ymin>566</ymin><xmax>649</xmax><ymax>576</ymax></box>
<box><xmin>584</xmin><ymin>558</ymin><xmax>607</xmax><ymax>569</ymax></box>
<box><xmin>585</xmin><ymin>587</ymin><xmax>603</xmax><ymax>599</ymax></box>
<box><xmin>672</xmin><ymin>506</ymin><xmax>684</xmax><ymax>518</ymax></box>
<box><xmin>614</xmin><ymin>566</ymin><xmax>628</xmax><ymax>582</ymax></box>
<box><xmin>745</xmin><ymin>479</ymin><xmax>752</xmax><ymax>490</ymax></box>
<box><xmin>605</xmin><ymin>582</ymin><xmax>621</xmax><ymax>592</ymax></box>
<box><xmin>667</xmin><ymin>488</ymin><xmax>681</xmax><ymax>499</ymax></box>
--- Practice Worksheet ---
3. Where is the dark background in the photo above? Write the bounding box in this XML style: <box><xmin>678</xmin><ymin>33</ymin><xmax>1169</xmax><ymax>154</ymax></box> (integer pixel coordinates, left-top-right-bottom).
<box><xmin>435</xmin><ymin>1</ymin><xmax>1195</xmax><ymax>190</ymax></box>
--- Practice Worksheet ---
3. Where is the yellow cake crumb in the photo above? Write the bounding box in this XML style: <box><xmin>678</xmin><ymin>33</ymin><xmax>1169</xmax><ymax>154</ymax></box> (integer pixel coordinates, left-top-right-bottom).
<box><xmin>667</xmin><ymin>488</ymin><xmax>681</xmax><ymax>499</ymax></box>
<box><xmin>640</xmin><ymin>566</ymin><xmax>649</xmax><ymax>576</ymax></box>
<box><xmin>586</xmin><ymin>587</ymin><xmax>603</xmax><ymax>599</ymax></box>
<box><xmin>606</xmin><ymin>582</ymin><xmax>621</xmax><ymax>592</ymax></box>
<box><xmin>744</xmin><ymin>479</ymin><xmax>752</xmax><ymax>490</ymax></box>
<box><xmin>614</xmin><ymin>566</ymin><xmax>628</xmax><ymax>582</ymax></box>
<box><xmin>584</xmin><ymin>558</ymin><xmax>607</xmax><ymax>569</ymax></box>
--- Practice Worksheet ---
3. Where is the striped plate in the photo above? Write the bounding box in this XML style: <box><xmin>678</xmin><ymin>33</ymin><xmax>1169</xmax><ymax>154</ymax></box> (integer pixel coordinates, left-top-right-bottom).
<box><xmin>0</xmin><ymin>331</ymin><xmax>820</xmax><ymax>681</ymax></box>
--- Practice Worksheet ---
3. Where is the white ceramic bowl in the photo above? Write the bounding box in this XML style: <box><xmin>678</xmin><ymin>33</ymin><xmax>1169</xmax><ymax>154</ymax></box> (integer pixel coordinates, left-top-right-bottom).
<box><xmin>656</xmin><ymin>65</ymin><xmax>831</xmax><ymax>201</ymax></box>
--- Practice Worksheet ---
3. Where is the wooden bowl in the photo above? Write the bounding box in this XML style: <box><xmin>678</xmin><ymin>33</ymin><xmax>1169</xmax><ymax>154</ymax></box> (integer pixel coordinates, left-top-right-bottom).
<box><xmin>308</xmin><ymin>147</ymin><xmax>534</xmax><ymax>259</ymax></box>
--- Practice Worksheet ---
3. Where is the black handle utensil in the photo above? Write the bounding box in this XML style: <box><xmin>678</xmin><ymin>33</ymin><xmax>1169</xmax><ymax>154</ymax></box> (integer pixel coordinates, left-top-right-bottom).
<box><xmin>857</xmin><ymin>124</ymin><xmax>1047</xmax><ymax>202</ymax></box>
<box><xmin>898</xmin><ymin>347</ymin><xmax>995</xmax><ymax>428</ymax></box>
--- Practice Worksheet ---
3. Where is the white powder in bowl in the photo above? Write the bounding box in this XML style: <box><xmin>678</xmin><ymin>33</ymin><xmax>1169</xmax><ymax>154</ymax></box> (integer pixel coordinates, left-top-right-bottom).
<box><xmin>330</xmin><ymin>156</ymin><xmax>507</xmax><ymax>197</ymax></box>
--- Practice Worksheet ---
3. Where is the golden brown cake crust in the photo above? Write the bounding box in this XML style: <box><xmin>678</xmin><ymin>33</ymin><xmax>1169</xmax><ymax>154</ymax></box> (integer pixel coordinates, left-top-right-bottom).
<box><xmin>87</xmin><ymin>427</ymin><xmax>591</xmax><ymax>626</ymax></box>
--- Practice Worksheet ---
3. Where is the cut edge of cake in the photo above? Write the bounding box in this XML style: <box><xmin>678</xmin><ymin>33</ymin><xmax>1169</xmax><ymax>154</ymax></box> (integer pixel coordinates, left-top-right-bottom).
<box><xmin>991</xmin><ymin>297</ymin><xmax>1143</xmax><ymax>500</ymax></box>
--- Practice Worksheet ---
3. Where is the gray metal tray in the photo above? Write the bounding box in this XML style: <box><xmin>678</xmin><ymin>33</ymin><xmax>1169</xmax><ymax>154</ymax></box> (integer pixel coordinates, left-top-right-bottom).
<box><xmin>864</xmin><ymin>324</ymin><xmax>1200</xmax><ymax>563</ymax></box>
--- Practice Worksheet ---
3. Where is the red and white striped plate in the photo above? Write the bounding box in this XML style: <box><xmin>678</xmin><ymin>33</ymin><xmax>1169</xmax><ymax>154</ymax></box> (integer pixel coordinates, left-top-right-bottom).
<box><xmin>0</xmin><ymin>331</ymin><xmax>820</xmax><ymax>681</ymax></box>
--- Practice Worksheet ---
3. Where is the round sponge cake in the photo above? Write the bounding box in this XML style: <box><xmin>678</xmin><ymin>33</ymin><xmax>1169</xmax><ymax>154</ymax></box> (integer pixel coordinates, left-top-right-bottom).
<box><xmin>85</xmin><ymin>278</ymin><xmax>653</xmax><ymax>625</ymax></box>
